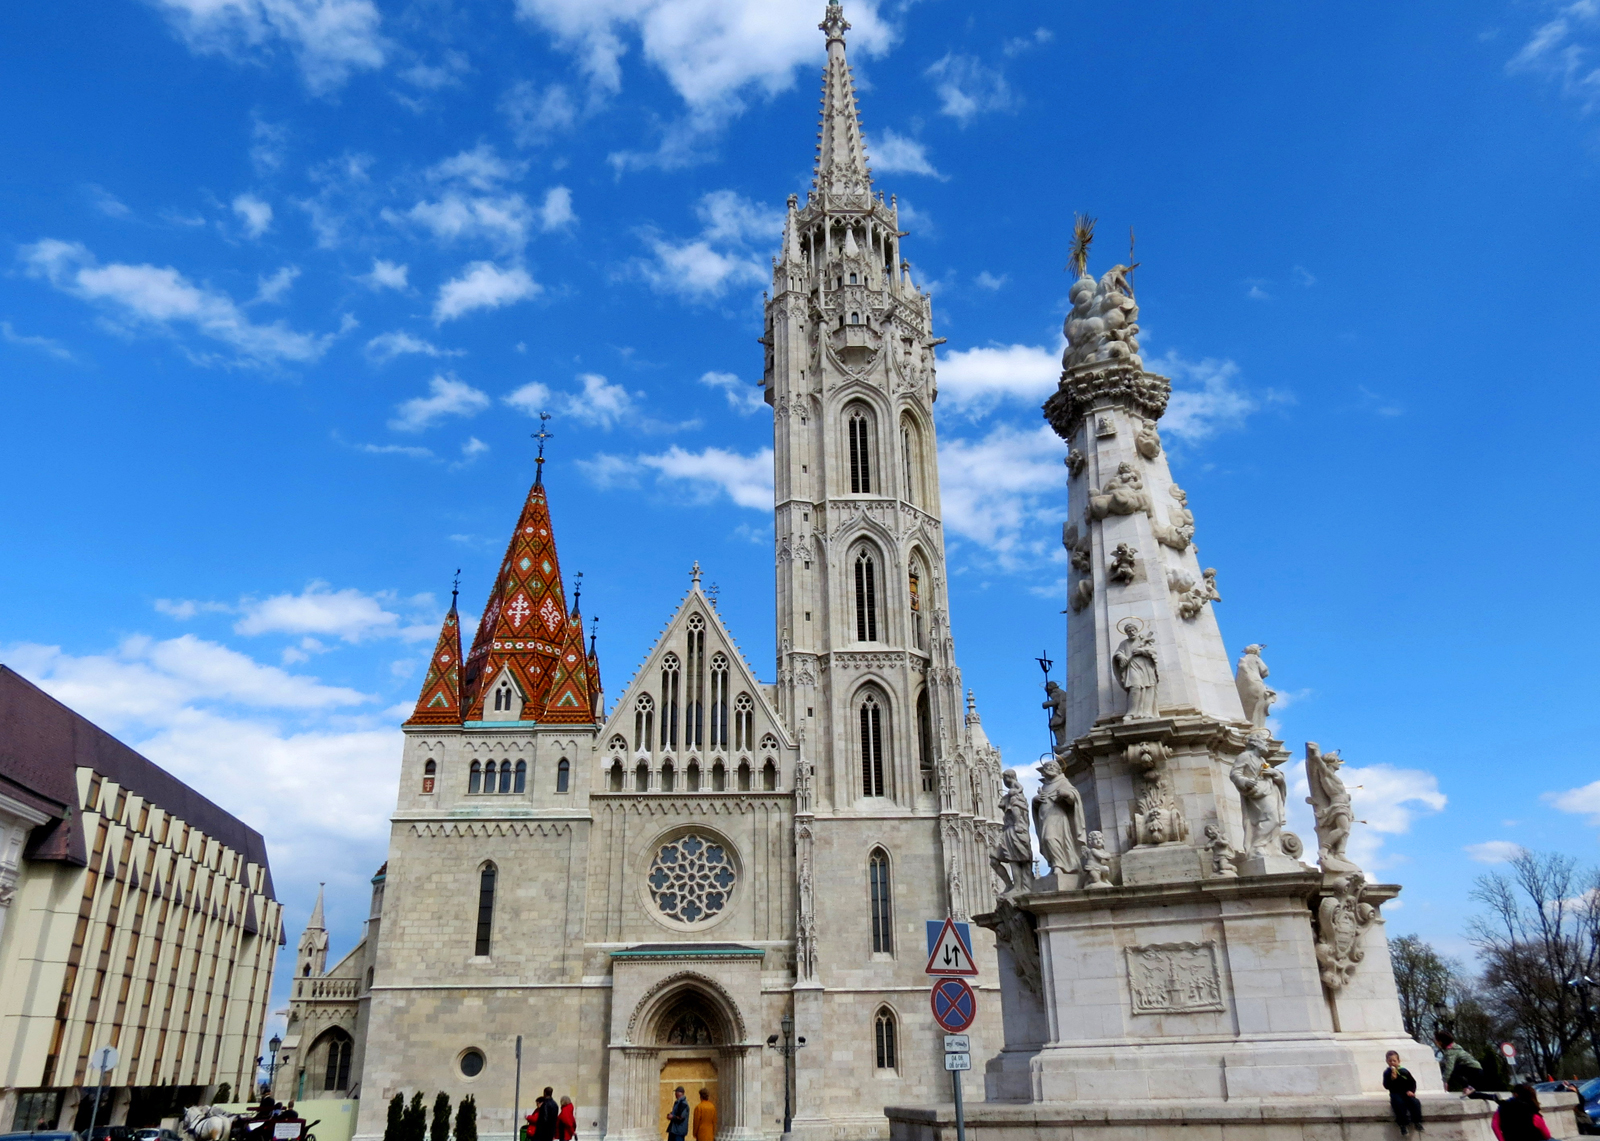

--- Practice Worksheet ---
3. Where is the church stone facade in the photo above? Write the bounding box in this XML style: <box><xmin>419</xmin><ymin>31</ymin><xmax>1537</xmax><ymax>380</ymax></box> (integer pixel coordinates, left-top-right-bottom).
<box><xmin>335</xmin><ymin>7</ymin><xmax>1006</xmax><ymax>1141</ymax></box>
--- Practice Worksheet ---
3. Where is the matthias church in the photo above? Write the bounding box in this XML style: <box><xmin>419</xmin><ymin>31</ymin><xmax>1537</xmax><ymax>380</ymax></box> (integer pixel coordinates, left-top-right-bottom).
<box><xmin>273</xmin><ymin>7</ymin><xmax>1007</xmax><ymax>1139</ymax></box>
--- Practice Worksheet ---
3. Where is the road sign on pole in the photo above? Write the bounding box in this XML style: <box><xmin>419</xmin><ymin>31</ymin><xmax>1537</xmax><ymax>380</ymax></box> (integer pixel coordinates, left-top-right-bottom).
<box><xmin>943</xmin><ymin>1035</ymin><xmax>969</xmax><ymax>1054</ymax></box>
<box><xmin>931</xmin><ymin>978</ymin><xmax>977</xmax><ymax>1033</ymax></box>
<box><xmin>943</xmin><ymin>1053</ymin><xmax>971</xmax><ymax>1071</ymax></box>
<box><xmin>924</xmin><ymin>918</ymin><xmax>978</xmax><ymax>977</ymax></box>
<box><xmin>1499</xmin><ymin>1042</ymin><xmax>1517</xmax><ymax>1060</ymax></box>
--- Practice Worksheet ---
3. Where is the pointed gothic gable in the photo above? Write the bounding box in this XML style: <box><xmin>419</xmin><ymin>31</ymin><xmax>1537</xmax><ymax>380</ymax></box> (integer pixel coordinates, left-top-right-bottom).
<box><xmin>406</xmin><ymin>604</ymin><xmax>464</xmax><ymax>726</ymax></box>
<box><xmin>539</xmin><ymin>610</ymin><xmax>594</xmax><ymax>724</ymax></box>
<box><xmin>461</xmin><ymin>474</ymin><xmax>596</xmax><ymax>723</ymax></box>
<box><xmin>598</xmin><ymin>576</ymin><xmax>796</xmax><ymax>773</ymax></box>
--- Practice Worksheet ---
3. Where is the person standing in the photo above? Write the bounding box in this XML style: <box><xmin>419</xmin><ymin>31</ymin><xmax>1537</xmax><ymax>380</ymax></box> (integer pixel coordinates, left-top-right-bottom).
<box><xmin>690</xmin><ymin>1089</ymin><xmax>716</xmax><ymax>1141</ymax></box>
<box><xmin>558</xmin><ymin>1096</ymin><xmax>576</xmax><ymax>1141</ymax></box>
<box><xmin>666</xmin><ymin>1087</ymin><xmax>689</xmax><ymax>1141</ymax></box>
<box><xmin>533</xmin><ymin>1089</ymin><xmax>559</xmax><ymax>1141</ymax></box>
<box><xmin>1383</xmin><ymin>1050</ymin><xmax>1424</xmax><ymax>1134</ymax></box>
<box><xmin>1434</xmin><ymin>1031</ymin><xmax>1486</xmax><ymax>1093</ymax></box>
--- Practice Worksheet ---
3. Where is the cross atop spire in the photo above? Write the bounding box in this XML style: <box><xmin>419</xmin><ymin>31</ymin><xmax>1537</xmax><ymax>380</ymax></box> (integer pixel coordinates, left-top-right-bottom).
<box><xmin>813</xmin><ymin>2</ymin><xmax>872</xmax><ymax>197</ymax></box>
<box><xmin>532</xmin><ymin>411</ymin><xmax>554</xmax><ymax>484</ymax></box>
<box><xmin>691</xmin><ymin>560</ymin><xmax>702</xmax><ymax>585</ymax></box>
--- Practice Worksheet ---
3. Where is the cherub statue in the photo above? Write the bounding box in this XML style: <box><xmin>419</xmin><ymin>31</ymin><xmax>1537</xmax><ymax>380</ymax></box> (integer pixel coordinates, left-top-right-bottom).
<box><xmin>1070</xmin><ymin>577</ymin><xmax>1094</xmax><ymax>613</ymax></box>
<box><xmin>1108</xmin><ymin>543</ymin><xmax>1137</xmax><ymax>584</ymax></box>
<box><xmin>1086</xmin><ymin>463</ymin><xmax>1151</xmax><ymax>520</ymax></box>
<box><xmin>1203</xmin><ymin>823</ymin><xmax>1238</xmax><ymax>877</ymax></box>
<box><xmin>1062</xmin><ymin>522</ymin><xmax>1091</xmax><ymax>573</ymax></box>
<box><xmin>1305</xmin><ymin>742</ymin><xmax>1360</xmax><ymax>873</ymax></box>
<box><xmin>1154</xmin><ymin>484</ymin><xmax>1195</xmax><ymax>552</ymax></box>
<box><xmin>1081</xmin><ymin>832</ymin><xmax>1113</xmax><ymax>888</ymax></box>
<box><xmin>1135</xmin><ymin>418</ymin><xmax>1161</xmax><ymax>460</ymax></box>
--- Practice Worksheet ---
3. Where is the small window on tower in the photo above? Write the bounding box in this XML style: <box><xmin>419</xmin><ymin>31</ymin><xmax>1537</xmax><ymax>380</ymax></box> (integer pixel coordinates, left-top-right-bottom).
<box><xmin>849</xmin><ymin>272</ymin><xmax>858</xmax><ymax>284</ymax></box>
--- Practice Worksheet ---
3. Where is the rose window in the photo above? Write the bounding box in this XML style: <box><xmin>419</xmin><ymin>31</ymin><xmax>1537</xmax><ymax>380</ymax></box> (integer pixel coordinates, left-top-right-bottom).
<box><xmin>647</xmin><ymin>835</ymin><xmax>735</xmax><ymax>923</ymax></box>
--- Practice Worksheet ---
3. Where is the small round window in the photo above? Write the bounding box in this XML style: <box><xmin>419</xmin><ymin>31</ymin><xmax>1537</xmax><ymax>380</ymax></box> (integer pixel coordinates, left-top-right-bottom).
<box><xmin>459</xmin><ymin>1049</ymin><xmax>485</xmax><ymax>1078</ymax></box>
<box><xmin>647</xmin><ymin>834</ymin><xmax>736</xmax><ymax>924</ymax></box>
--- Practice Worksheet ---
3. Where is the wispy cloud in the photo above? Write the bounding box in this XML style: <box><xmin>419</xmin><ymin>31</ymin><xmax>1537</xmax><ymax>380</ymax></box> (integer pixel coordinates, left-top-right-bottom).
<box><xmin>1150</xmin><ymin>352</ymin><xmax>1282</xmax><ymax>442</ymax></box>
<box><xmin>147</xmin><ymin>0</ymin><xmax>388</xmax><ymax>95</ymax></box>
<box><xmin>505</xmin><ymin>373</ymin><xmax>689</xmax><ymax>432</ymax></box>
<box><xmin>1</xmin><ymin>321</ymin><xmax>74</xmax><ymax>362</ymax></box>
<box><xmin>232</xmin><ymin>581</ymin><xmax>435</xmax><ymax>643</ymax></box>
<box><xmin>364</xmin><ymin>330</ymin><xmax>462</xmax><ymax>364</ymax></box>
<box><xmin>21</xmin><ymin>238</ymin><xmax>327</xmax><ymax>366</ymax></box>
<box><xmin>1545</xmin><ymin>778</ymin><xmax>1600</xmax><ymax>825</ymax></box>
<box><xmin>1465</xmin><ymin>840</ymin><xmax>1527</xmax><ymax>864</ymax></box>
<box><xmin>635</xmin><ymin>190</ymin><xmax>781</xmax><ymax>301</ymax></box>
<box><xmin>698</xmin><ymin>370</ymin><xmax>765</xmax><ymax>414</ymax></box>
<box><xmin>1507</xmin><ymin>1</ymin><xmax>1600</xmax><ymax>113</ymax></box>
<box><xmin>233</xmin><ymin>193</ymin><xmax>273</xmax><ymax>237</ymax></box>
<box><xmin>871</xmin><ymin>129</ymin><xmax>942</xmax><ymax>177</ymax></box>
<box><xmin>579</xmin><ymin>444</ymin><xmax>773</xmax><ymax>509</ymax></box>
<box><xmin>389</xmin><ymin>373</ymin><xmax>490</xmax><ymax>431</ymax></box>
<box><xmin>936</xmin><ymin>342</ymin><xmax>1059</xmax><ymax>413</ymax></box>
<box><xmin>926</xmin><ymin>53</ymin><xmax>1014</xmax><ymax>124</ymax></box>
<box><xmin>502</xmin><ymin>80</ymin><xmax>580</xmax><ymax>147</ymax></box>
<box><xmin>936</xmin><ymin>423</ymin><xmax>1065</xmax><ymax>567</ymax></box>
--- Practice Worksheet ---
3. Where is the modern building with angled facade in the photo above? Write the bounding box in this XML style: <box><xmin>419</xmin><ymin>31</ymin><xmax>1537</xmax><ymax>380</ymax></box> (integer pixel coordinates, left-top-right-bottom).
<box><xmin>0</xmin><ymin>667</ymin><xmax>282</xmax><ymax>1131</ymax></box>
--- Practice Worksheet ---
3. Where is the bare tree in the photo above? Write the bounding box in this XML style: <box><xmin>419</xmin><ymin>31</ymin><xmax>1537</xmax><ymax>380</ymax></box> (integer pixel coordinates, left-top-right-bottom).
<box><xmin>1390</xmin><ymin>934</ymin><xmax>1455</xmax><ymax>1040</ymax></box>
<box><xmin>1467</xmin><ymin>850</ymin><xmax>1600</xmax><ymax>1076</ymax></box>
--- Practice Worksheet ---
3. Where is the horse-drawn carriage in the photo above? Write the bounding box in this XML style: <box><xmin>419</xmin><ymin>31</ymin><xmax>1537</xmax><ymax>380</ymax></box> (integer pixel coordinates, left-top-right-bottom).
<box><xmin>181</xmin><ymin>1107</ymin><xmax>317</xmax><ymax>1141</ymax></box>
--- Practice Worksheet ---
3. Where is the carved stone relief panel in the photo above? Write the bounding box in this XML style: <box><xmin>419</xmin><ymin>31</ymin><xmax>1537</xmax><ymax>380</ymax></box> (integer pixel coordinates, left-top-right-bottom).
<box><xmin>1125</xmin><ymin>940</ymin><xmax>1226</xmax><ymax>1015</ymax></box>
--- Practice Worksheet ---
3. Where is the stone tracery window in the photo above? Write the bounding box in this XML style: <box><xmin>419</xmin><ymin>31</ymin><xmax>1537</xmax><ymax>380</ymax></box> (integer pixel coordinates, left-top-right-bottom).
<box><xmin>848</xmin><ymin>408</ymin><xmax>873</xmax><ymax>494</ymax></box>
<box><xmin>710</xmin><ymin>653</ymin><xmax>730</xmax><ymax>750</ymax></box>
<box><xmin>734</xmin><ymin>692</ymin><xmax>755</xmax><ymax>752</ymax></box>
<box><xmin>854</xmin><ymin>551</ymin><xmax>879</xmax><ymax>642</ymax></box>
<box><xmin>860</xmin><ymin>693</ymin><xmax>886</xmax><ymax>797</ymax></box>
<box><xmin>660</xmin><ymin>654</ymin><xmax>681</xmax><ymax>751</ymax></box>
<box><xmin>634</xmin><ymin>696</ymin><xmax>654</xmax><ymax>754</ymax></box>
<box><xmin>874</xmin><ymin>1006</ymin><xmax>898</xmax><ymax>1070</ymax></box>
<box><xmin>868</xmin><ymin>848</ymin><xmax>893</xmax><ymax>953</ymax></box>
<box><xmin>646</xmin><ymin>834</ymin><xmax>736</xmax><ymax>924</ymax></box>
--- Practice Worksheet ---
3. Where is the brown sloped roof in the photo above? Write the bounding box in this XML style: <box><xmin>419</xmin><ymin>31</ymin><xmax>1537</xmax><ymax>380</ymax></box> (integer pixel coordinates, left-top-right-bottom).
<box><xmin>0</xmin><ymin>665</ymin><xmax>275</xmax><ymax>898</ymax></box>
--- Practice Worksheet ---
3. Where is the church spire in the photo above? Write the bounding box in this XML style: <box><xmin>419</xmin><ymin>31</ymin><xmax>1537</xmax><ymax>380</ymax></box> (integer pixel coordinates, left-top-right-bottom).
<box><xmin>405</xmin><ymin>573</ymin><xmax>464</xmax><ymax>726</ymax></box>
<box><xmin>813</xmin><ymin>3</ymin><xmax>872</xmax><ymax>198</ymax></box>
<box><xmin>307</xmin><ymin>883</ymin><xmax>325</xmax><ymax>930</ymax></box>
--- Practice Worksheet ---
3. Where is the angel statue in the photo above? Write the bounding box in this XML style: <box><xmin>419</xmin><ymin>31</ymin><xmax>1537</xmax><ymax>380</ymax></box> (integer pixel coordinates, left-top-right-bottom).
<box><xmin>1032</xmin><ymin>759</ymin><xmax>1088</xmax><ymax>882</ymax></box>
<box><xmin>989</xmin><ymin>769</ymin><xmax>1036</xmax><ymax>898</ymax></box>
<box><xmin>1234</xmin><ymin>644</ymin><xmax>1276</xmax><ymax>729</ymax></box>
<box><xmin>1305</xmin><ymin>742</ymin><xmax>1360</xmax><ymax>874</ymax></box>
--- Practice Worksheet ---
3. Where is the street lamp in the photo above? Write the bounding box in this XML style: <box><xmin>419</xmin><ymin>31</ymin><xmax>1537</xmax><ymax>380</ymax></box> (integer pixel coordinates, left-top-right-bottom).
<box><xmin>1567</xmin><ymin>976</ymin><xmax>1600</xmax><ymax>1079</ymax></box>
<box><xmin>766</xmin><ymin>1015</ymin><xmax>807</xmax><ymax>1135</ymax></box>
<box><xmin>1431</xmin><ymin>1000</ymin><xmax>1453</xmax><ymax>1038</ymax></box>
<box><xmin>267</xmin><ymin>1034</ymin><xmax>282</xmax><ymax>1095</ymax></box>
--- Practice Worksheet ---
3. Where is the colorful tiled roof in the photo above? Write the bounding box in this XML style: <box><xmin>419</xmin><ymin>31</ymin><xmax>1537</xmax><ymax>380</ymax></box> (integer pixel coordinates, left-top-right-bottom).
<box><xmin>405</xmin><ymin>601</ymin><xmax>464</xmax><ymax>726</ymax></box>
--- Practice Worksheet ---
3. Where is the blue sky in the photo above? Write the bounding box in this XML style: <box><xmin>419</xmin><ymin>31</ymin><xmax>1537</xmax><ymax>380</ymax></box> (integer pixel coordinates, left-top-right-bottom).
<box><xmin>3</xmin><ymin>0</ymin><xmax>1600</xmax><ymax>1030</ymax></box>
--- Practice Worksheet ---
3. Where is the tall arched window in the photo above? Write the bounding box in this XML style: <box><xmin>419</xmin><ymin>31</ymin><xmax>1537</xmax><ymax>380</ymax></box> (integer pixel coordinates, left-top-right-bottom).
<box><xmin>557</xmin><ymin>758</ymin><xmax>571</xmax><ymax>793</ymax></box>
<box><xmin>474</xmin><ymin>863</ymin><xmax>497</xmax><ymax>957</ymax></box>
<box><xmin>848</xmin><ymin>409</ymin><xmax>873</xmax><ymax>493</ymax></box>
<box><xmin>686</xmin><ymin>761</ymin><xmax>701</xmax><ymax>792</ymax></box>
<box><xmin>712</xmin><ymin>761</ymin><xmax>726</xmax><ymax>792</ymax></box>
<box><xmin>469</xmin><ymin>761</ymin><xmax>482</xmax><ymax>794</ymax></box>
<box><xmin>493</xmin><ymin>678</ymin><xmax>516</xmax><ymax>712</ymax></box>
<box><xmin>868</xmin><ymin>849</ymin><xmax>893</xmax><ymax>953</ymax></box>
<box><xmin>609</xmin><ymin>760</ymin><xmax>623</xmax><ymax>792</ymax></box>
<box><xmin>634</xmin><ymin>694</ymin><xmax>655</xmax><ymax>754</ymax></box>
<box><xmin>322</xmin><ymin>1031</ymin><xmax>353</xmax><ymax>1091</ymax></box>
<box><xmin>483</xmin><ymin>761</ymin><xmax>497</xmax><ymax>792</ymax></box>
<box><xmin>734</xmin><ymin>693</ymin><xmax>754</xmax><ymax>752</ymax></box>
<box><xmin>499</xmin><ymin>761</ymin><xmax>513</xmax><ymax>794</ymax></box>
<box><xmin>917</xmin><ymin>691</ymin><xmax>935</xmax><ymax>793</ymax></box>
<box><xmin>513</xmin><ymin>759</ymin><xmax>527</xmax><ymax>794</ymax></box>
<box><xmin>662</xmin><ymin>761</ymin><xmax>676</xmax><ymax>793</ymax></box>
<box><xmin>635</xmin><ymin>762</ymin><xmax>650</xmax><ymax>792</ymax></box>
<box><xmin>854</xmin><ymin>551</ymin><xmax>879</xmax><ymax>642</ymax></box>
<box><xmin>762</xmin><ymin>759</ymin><xmax>777</xmax><ymax>791</ymax></box>
<box><xmin>900</xmin><ymin>414</ymin><xmax>924</xmax><ymax>507</ymax></box>
<box><xmin>909</xmin><ymin>560</ymin><xmax>926</xmax><ymax>651</ymax></box>
<box><xmin>860</xmin><ymin>693</ymin><xmax>885</xmax><ymax>797</ymax></box>
<box><xmin>686</xmin><ymin>617</ymin><xmax>706</xmax><ymax>750</ymax></box>
<box><xmin>874</xmin><ymin>1007</ymin><xmax>898</xmax><ymax>1070</ymax></box>
<box><xmin>660</xmin><ymin>654</ymin><xmax>681</xmax><ymax>751</ymax></box>
<box><xmin>737</xmin><ymin>761</ymin><xmax>751</xmax><ymax>791</ymax></box>
<box><xmin>709</xmin><ymin>653</ymin><xmax>729</xmax><ymax>750</ymax></box>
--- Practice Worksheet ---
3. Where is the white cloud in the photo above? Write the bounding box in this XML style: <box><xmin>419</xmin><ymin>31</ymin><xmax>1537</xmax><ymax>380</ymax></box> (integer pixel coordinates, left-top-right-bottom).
<box><xmin>539</xmin><ymin>186</ymin><xmax>576</xmax><ymax>231</ymax></box>
<box><xmin>698</xmin><ymin>370</ymin><xmax>765</xmax><ymax>414</ymax></box>
<box><xmin>253</xmin><ymin>265</ymin><xmax>299</xmax><ymax>304</ymax></box>
<box><xmin>871</xmin><ymin>129</ymin><xmax>941</xmax><ymax>177</ymax></box>
<box><xmin>637</xmin><ymin>190</ymin><xmax>781</xmax><ymax>301</ymax></box>
<box><xmin>360</xmin><ymin>258</ymin><xmax>409</xmax><ymax>290</ymax></box>
<box><xmin>505</xmin><ymin>373</ymin><xmax>671</xmax><ymax>431</ymax></box>
<box><xmin>426</xmin><ymin>143</ymin><xmax>522</xmax><ymax>191</ymax></box>
<box><xmin>1286</xmin><ymin>762</ymin><xmax>1446</xmax><ymax>872</ymax></box>
<box><xmin>392</xmin><ymin>193</ymin><xmax>535</xmax><ymax>254</ymax></box>
<box><xmin>400</xmin><ymin>50</ymin><xmax>469</xmax><ymax>90</ymax></box>
<box><xmin>513</xmin><ymin>0</ymin><xmax>895</xmax><ymax>110</ymax></box>
<box><xmin>0</xmin><ymin>321</ymin><xmax>74</xmax><ymax>362</ymax></box>
<box><xmin>974</xmin><ymin>271</ymin><xmax>1007</xmax><ymax>291</ymax></box>
<box><xmin>501</xmin><ymin>80</ymin><xmax>579</xmax><ymax>147</ymax></box>
<box><xmin>1545</xmin><ymin>779</ymin><xmax>1600</xmax><ymax>825</ymax></box>
<box><xmin>88</xmin><ymin>185</ymin><xmax>132</xmax><ymax>219</ymax></box>
<box><xmin>936</xmin><ymin>342</ymin><xmax>1059</xmax><ymax>413</ymax></box>
<box><xmin>232</xmin><ymin>193</ymin><xmax>273</xmax><ymax>237</ymax></box>
<box><xmin>936</xmin><ymin>423</ymin><xmax>1065</xmax><ymax>566</ymax></box>
<box><xmin>364</xmin><ymin>330</ymin><xmax>462</xmax><ymax>364</ymax></box>
<box><xmin>1507</xmin><ymin>2</ymin><xmax>1600</xmax><ymax>112</ymax></box>
<box><xmin>153</xmin><ymin>598</ymin><xmax>233</xmax><ymax>620</ymax></box>
<box><xmin>250</xmin><ymin>116</ymin><xmax>289</xmax><ymax>175</ymax></box>
<box><xmin>433</xmin><ymin>262</ymin><xmax>540</xmax><ymax>323</ymax></box>
<box><xmin>148</xmin><ymin>0</ymin><xmax>387</xmax><ymax>94</ymax></box>
<box><xmin>234</xmin><ymin>582</ymin><xmax>433</xmax><ymax>642</ymax></box>
<box><xmin>1149</xmin><ymin>352</ymin><xmax>1264</xmax><ymax>442</ymax></box>
<box><xmin>926</xmin><ymin>53</ymin><xmax>1014</xmax><ymax>124</ymax></box>
<box><xmin>21</xmin><ymin>238</ymin><xmax>327</xmax><ymax>366</ymax></box>
<box><xmin>460</xmin><ymin>436</ymin><xmax>490</xmax><ymax>460</ymax></box>
<box><xmin>389</xmin><ymin>373</ymin><xmax>490</xmax><ymax>431</ymax></box>
<box><xmin>1465</xmin><ymin>840</ymin><xmax>1527</xmax><ymax>864</ymax></box>
<box><xmin>354</xmin><ymin>441</ymin><xmax>434</xmax><ymax>459</ymax></box>
<box><xmin>581</xmin><ymin>444</ymin><xmax>773</xmax><ymax>509</ymax></box>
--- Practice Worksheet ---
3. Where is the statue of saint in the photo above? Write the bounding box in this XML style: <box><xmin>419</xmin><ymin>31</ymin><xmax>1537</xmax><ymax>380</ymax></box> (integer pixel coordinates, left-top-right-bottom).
<box><xmin>1032</xmin><ymin>759</ymin><xmax>1087</xmax><ymax>879</ymax></box>
<box><xmin>989</xmin><ymin>769</ymin><xmax>1036</xmax><ymax>897</ymax></box>
<box><xmin>1042</xmin><ymin>681</ymin><xmax>1070</xmax><ymax>756</ymax></box>
<box><xmin>1229</xmin><ymin>731</ymin><xmax>1288</xmax><ymax>857</ymax></box>
<box><xmin>1234</xmin><ymin>644</ymin><xmax>1276</xmax><ymax>729</ymax></box>
<box><xmin>1112</xmin><ymin>620</ymin><xmax>1160</xmax><ymax>720</ymax></box>
<box><xmin>1305</xmin><ymin>742</ymin><xmax>1360</xmax><ymax>873</ymax></box>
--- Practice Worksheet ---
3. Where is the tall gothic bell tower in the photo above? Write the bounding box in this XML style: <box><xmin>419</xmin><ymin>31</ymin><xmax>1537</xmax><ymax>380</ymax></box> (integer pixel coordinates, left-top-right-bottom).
<box><xmin>763</xmin><ymin>5</ymin><xmax>1004</xmax><ymax>1129</ymax></box>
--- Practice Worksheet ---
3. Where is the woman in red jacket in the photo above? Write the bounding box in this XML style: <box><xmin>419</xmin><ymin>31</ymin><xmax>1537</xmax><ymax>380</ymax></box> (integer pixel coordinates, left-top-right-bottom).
<box><xmin>558</xmin><ymin>1096</ymin><xmax>576</xmax><ymax>1141</ymax></box>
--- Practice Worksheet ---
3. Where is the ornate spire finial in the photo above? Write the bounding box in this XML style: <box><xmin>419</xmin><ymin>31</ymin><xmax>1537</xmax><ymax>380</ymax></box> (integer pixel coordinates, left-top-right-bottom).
<box><xmin>531</xmin><ymin>411</ymin><xmax>554</xmax><ymax>484</ymax></box>
<box><xmin>1068</xmin><ymin>213</ymin><xmax>1097</xmax><ymax>278</ymax></box>
<box><xmin>707</xmin><ymin>582</ymin><xmax>720</xmax><ymax>608</ymax></box>
<box><xmin>572</xmin><ymin>570</ymin><xmax>583</xmax><ymax>613</ymax></box>
<box><xmin>451</xmin><ymin>568</ymin><xmax>461</xmax><ymax>610</ymax></box>
<box><xmin>691</xmin><ymin>560</ymin><xmax>702</xmax><ymax>585</ymax></box>
<box><xmin>813</xmin><ymin>1</ymin><xmax>871</xmax><ymax>192</ymax></box>
<box><xmin>820</xmin><ymin>1</ymin><xmax>849</xmax><ymax>43</ymax></box>
<box><xmin>589</xmin><ymin>615</ymin><xmax>599</xmax><ymax>656</ymax></box>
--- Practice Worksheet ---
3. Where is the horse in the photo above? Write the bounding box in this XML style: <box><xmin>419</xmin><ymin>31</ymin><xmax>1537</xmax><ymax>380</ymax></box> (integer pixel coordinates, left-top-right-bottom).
<box><xmin>181</xmin><ymin>1105</ymin><xmax>235</xmax><ymax>1141</ymax></box>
